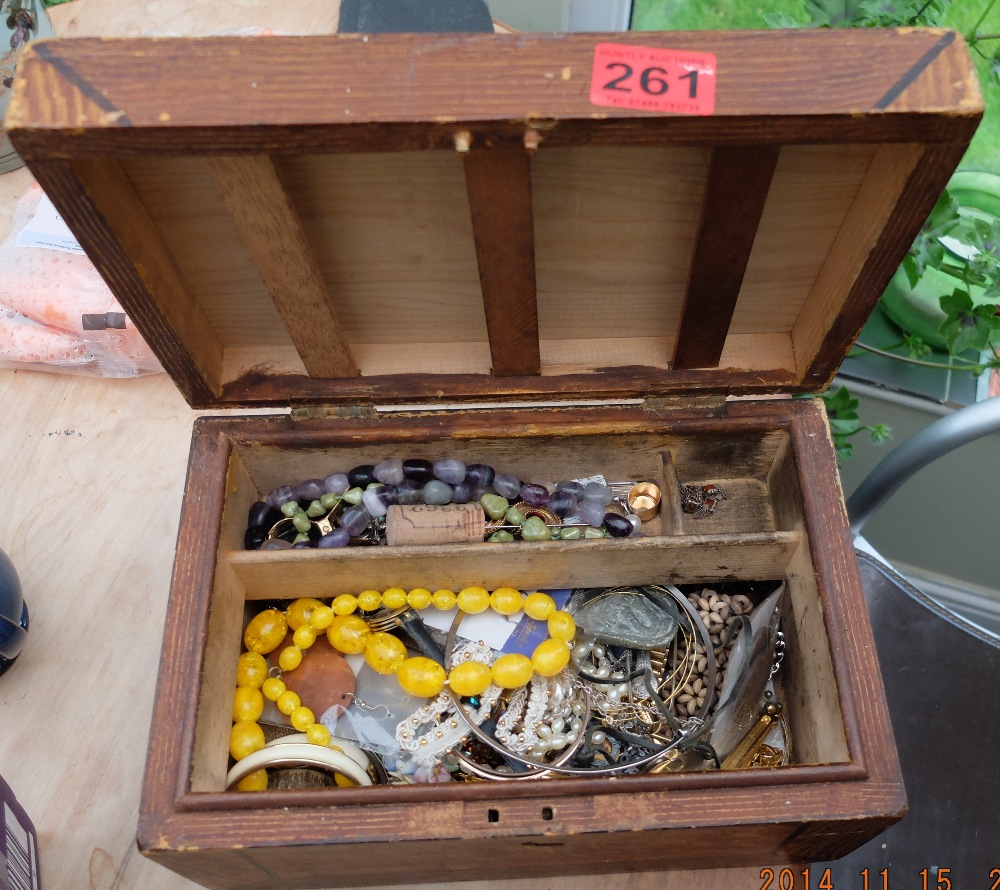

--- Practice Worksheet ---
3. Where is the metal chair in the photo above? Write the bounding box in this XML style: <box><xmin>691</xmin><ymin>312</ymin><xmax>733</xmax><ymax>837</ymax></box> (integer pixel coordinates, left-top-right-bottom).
<box><xmin>817</xmin><ymin>396</ymin><xmax>1000</xmax><ymax>877</ymax></box>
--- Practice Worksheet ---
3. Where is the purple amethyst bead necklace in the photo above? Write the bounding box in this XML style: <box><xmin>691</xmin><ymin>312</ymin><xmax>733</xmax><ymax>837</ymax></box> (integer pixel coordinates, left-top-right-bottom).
<box><xmin>246</xmin><ymin>459</ymin><xmax>653</xmax><ymax>550</ymax></box>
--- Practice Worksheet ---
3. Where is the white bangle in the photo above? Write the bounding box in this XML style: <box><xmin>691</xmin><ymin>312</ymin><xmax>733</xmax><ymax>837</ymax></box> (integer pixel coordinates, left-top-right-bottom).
<box><xmin>263</xmin><ymin>732</ymin><xmax>371</xmax><ymax>771</ymax></box>
<box><xmin>226</xmin><ymin>743</ymin><xmax>374</xmax><ymax>790</ymax></box>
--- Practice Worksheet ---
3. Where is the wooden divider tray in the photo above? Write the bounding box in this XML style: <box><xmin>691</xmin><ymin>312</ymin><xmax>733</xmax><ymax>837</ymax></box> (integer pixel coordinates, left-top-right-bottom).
<box><xmin>5</xmin><ymin>27</ymin><xmax>982</xmax><ymax>889</ymax></box>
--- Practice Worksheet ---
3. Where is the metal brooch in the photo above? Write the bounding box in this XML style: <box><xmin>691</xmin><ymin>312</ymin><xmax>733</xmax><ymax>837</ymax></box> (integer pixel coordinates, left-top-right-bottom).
<box><xmin>680</xmin><ymin>483</ymin><xmax>728</xmax><ymax>518</ymax></box>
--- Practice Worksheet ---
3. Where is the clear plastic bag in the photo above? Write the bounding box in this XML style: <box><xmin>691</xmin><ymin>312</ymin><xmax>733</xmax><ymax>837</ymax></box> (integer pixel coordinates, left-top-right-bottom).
<box><xmin>0</xmin><ymin>182</ymin><xmax>162</xmax><ymax>377</ymax></box>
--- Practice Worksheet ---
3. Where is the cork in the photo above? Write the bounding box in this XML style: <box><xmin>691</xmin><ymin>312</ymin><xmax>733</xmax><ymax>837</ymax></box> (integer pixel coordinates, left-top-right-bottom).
<box><xmin>384</xmin><ymin>503</ymin><xmax>486</xmax><ymax>546</ymax></box>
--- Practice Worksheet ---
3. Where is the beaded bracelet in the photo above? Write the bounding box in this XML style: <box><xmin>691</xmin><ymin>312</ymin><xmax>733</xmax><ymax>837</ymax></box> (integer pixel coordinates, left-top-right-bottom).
<box><xmin>245</xmin><ymin>458</ymin><xmax>661</xmax><ymax>550</ymax></box>
<box><xmin>228</xmin><ymin>587</ymin><xmax>577</xmax><ymax>788</ymax></box>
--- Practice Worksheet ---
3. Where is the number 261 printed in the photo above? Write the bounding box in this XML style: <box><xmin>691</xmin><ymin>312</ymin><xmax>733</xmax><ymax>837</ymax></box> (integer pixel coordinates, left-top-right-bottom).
<box><xmin>589</xmin><ymin>43</ymin><xmax>716</xmax><ymax>116</ymax></box>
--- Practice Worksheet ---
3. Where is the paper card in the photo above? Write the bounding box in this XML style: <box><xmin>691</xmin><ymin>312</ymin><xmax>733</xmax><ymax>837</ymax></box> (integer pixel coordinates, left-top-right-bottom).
<box><xmin>15</xmin><ymin>194</ymin><xmax>86</xmax><ymax>255</ymax></box>
<box><xmin>590</xmin><ymin>43</ymin><xmax>716</xmax><ymax>116</ymax></box>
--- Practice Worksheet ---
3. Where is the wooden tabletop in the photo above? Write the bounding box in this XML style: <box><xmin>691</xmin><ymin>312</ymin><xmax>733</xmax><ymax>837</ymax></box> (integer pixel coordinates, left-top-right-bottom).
<box><xmin>0</xmin><ymin>1</ymin><xmax>769</xmax><ymax>887</ymax></box>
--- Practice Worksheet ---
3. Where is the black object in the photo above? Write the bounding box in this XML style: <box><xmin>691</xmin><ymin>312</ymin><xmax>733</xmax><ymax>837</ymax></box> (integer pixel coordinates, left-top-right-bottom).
<box><xmin>338</xmin><ymin>0</ymin><xmax>493</xmax><ymax>34</ymax></box>
<box><xmin>816</xmin><ymin>553</ymin><xmax>1000</xmax><ymax>877</ymax></box>
<box><xmin>0</xmin><ymin>548</ymin><xmax>28</xmax><ymax>676</ymax></box>
<box><xmin>848</xmin><ymin>396</ymin><xmax>1000</xmax><ymax>537</ymax></box>
<box><xmin>346</xmin><ymin>464</ymin><xmax>376</xmax><ymax>489</ymax></box>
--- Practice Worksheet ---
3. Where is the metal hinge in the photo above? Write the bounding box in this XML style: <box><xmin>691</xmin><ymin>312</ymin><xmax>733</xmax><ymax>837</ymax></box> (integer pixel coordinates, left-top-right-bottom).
<box><xmin>642</xmin><ymin>394</ymin><xmax>728</xmax><ymax>414</ymax></box>
<box><xmin>290</xmin><ymin>404</ymin><xmax>379</xmax><ymax>422</ymax></box>
<box><xmin>289</xmin><ymin>396</ymin><xmax>729</xmax><ymax>422</ymax></box>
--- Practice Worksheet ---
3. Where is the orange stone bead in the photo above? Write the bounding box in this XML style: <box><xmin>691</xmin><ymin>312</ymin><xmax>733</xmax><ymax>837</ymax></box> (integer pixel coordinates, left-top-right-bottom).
<box><xmin>326</xmin><ymin>615</ymin><xmax>371</xmax><ymax>655</ymax></box>
<box><xmin>229</xmin><ymin>720</ymin><xmax>265</xmax><ymax>761</ymax></box>
<box><xmin>396</xmin><ymin>657</ymin><xmax>447</xmax><ymax>698</ymax></box>
<box><xmin>243</xmin><ymin>609</ymin><xmax>287</xmax><ymax>655</ymax></box>
<box><xmin>363</xmin><ymin>632</ymin><xmax>408</xmax><ymax>675</ymax></box>
<box><xmin>286</xmin><ymin>598</ymin><xmax>327</xmax><ymax>630</ymax></box>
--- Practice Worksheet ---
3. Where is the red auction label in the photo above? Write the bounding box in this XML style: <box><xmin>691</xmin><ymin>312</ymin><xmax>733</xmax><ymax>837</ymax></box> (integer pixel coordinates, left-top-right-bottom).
<box><xmin>589</xmin><ymin>43</ymin><xmax>716</xmax><ymax>116</ymax></box>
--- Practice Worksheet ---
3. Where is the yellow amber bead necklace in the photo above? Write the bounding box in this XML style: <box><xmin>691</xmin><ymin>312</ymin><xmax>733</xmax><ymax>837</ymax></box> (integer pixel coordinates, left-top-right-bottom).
<box><xmin>229</xmin><ymin>587</ymin><xmax>577</xmax><ymax>788</ymax></box>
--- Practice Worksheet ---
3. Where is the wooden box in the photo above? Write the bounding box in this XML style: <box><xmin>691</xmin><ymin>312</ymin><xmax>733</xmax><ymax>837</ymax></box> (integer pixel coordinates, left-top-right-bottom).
<box><xmin>6</xmin><ymin>28</ymin><xmax>982</xmax><ymax>889</ymax></box>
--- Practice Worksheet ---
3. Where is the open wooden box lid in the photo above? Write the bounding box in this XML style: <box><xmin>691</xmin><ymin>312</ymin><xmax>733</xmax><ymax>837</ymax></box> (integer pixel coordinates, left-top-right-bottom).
<box><xmin>6</xmin><ymin>29</ymin><xmax>982</xmax><ymax>409</ymax></box>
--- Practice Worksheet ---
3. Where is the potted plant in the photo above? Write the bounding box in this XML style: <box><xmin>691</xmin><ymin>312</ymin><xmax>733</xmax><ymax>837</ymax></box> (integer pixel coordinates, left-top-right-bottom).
<box><xmin>751</xmin><ymin>0</ymin><xmax>1000</xmax><ymax>458</ymax></box>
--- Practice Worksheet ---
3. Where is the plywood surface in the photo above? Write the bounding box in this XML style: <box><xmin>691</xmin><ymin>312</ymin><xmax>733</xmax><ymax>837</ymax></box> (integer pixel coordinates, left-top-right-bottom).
<box><xmin>0</xmin><ymin>0</ymin><xmax>782</xmax><ymax>887</ymax></box>
<box><xmin>0</xmin><ymin>358</ymin><xmax>777</xmax><ymax>878</ymax></box>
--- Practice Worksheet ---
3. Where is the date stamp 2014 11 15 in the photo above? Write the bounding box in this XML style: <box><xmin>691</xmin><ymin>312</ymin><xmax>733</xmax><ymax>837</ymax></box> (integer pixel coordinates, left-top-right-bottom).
<box><xmin>760</xmin><ymin>867</ymin><xmax>1000</xmax><ymax>890</ymax></box>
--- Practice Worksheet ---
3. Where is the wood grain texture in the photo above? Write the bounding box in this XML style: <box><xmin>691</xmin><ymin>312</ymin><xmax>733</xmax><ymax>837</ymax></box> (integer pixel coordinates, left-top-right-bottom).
<box><xmin>141</xmin><ymin>420</ymin><xmax>233</xmax><ymax>817</ymax></box>
<box><xmin>131</xmin><ymin>401</ymin><xmax>904</xmax><ymax>889</ymax></box>
<box><xmin>1</xmin><ymin>2</ymin><xmax>906</xmax><ymax>888</ymax></box>
<box><xmin>217</xmin><ymin>366</ymin><xmax>799</xmax><ymax>409</ymax></box>
<box><xmin>207</xmin><ymin>156</ymin><xmax>359</xmax><ymax>378</ymax></box>
<box><xmin>6</xmin><ymin>30</ymin><xmax>982</xmax><ymax>153</ymax></box>
<box><xmin>0</xmin><ymin>373</ymin><xmax>203</xmax><ymax>890</ymax></box>
<box><xmin>26</xmin><ymin>158</ymin><xmax>223</xmax><ymax>405</ymax></box>
<box><xmin>141</xmin><ymin>827</ymin><xmax>799</xmax><ymax>890</ymax></box>
<box><xmin>228</xmin><ymin>532</ymin><xmax>802</xmax><ymax>595</ymax></box>
<box><xmin>731</xmin><ymin>399</ymin><xmax>904</xmax><ymax>790</ymax></box>
<box><xmin>800</xmin><ymin>141</ymin><xmax>974</xmax><ymax>387</ymax></box>
<box><xmin>731</xmin><ymin>144</ymin><xmax>877</xmax><ymax>335</ymax></box>
<box><xmin>4</xmin><ymin>31</ymin><xmax>980</xmax><ymax>408</ymax></box>
<box><xmin>673</xmin><ymin>145</ymin><xmax>780</xmax><ymax>369</ymax></box>
<box><xmin>463</xmin><ymin>147</ymin><xmax>540</xmax><ymax>375</ymax></box>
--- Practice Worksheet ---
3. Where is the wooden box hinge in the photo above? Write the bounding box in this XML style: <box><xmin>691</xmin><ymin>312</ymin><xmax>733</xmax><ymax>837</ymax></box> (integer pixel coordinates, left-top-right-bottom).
<box><xmin>290</xmin><ymin>404</ymin><xmax>379</xmax><ymax>422</ymax></box>
<box><xmin>642</xmin><ymin>394</ymin><xmax>728</xmax><ymax>415</ymax></box>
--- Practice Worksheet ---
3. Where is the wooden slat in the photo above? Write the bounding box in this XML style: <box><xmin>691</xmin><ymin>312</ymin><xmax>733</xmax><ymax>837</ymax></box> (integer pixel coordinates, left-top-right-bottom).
<box><xmin>219</xmin><ymin>365</ymin><xmax>798</xmax><ymax>407</ymax></box>
<box><xmin>26</xmin><ymin>158</ymin><xmax>223</xmax><ymax>405</ymax></box>
<box><xmin>463</xmin><ymin>147</ymin><xmax>540</xmax><ymax>376</ymax></box>
<box><xmin>673</xmin><ymin>146</ymin><xmax>780</xmax><ymax>369</ymax></box>
<box><xmin>6</xmin><ymin>31</ymin><xmax>982</xmax><ymax>155</ymax></box>
<box><xmin>207</xmin><ymin>155</ymin><xmax>358</xmax><ymax>378</ymax></box>
<box><xmin>795</xmin><ymin>141</ymin><xmax>967</xmax><ymax>386</ymax></box>
<box><xmin>229</xmin><ymin>531</ymin><xmax>802</xmax><ymax>595</ymax></box>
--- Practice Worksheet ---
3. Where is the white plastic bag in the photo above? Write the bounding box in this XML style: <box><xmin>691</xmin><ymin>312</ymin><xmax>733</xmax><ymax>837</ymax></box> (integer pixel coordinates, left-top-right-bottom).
<box><xmin>0</xmin><ymin>182</ymin><xmax>162</xmax><ymax>377</ymax></box>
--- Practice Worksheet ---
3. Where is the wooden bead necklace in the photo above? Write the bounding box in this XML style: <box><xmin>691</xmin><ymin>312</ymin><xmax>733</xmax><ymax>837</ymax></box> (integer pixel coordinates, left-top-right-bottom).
<box><xmin>228</xmin><ymin>587</ymin><xmax>577</xmax><ymax>787</ymax></box>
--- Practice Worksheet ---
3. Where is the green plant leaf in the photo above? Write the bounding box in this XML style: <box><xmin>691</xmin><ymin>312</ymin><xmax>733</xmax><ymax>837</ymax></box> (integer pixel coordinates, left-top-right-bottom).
<box><xmin>924</xmin><ymin>188</ymin><xmax>961</xmax><ymax>234</ymax></box>
<box><xmin>902</xmin><ymin>333</ymin><xmax>932</xmax><ymax>358</ymax></box>
<box><xmin>813</xmin><ymin>384</ymin><xmax>890</xmax><ymax>461</ymax></box>
<box><xmin>938</xmin><ymin>287</ymin><xmax>1000</xmax><ymax>354</ymax></box>
<box><xmin>909</xmin><ymin>228</ymin><xmax>948</xmax><ymax>277</ymax></box>
<box><xmin>858</xmin><ymin>0</ymin><xmax>924</xmax><ymax>24</ymax></box>
<box><xmin>869</xmin><ymin>423</ymin><xmax>893</xmax><ymax>444</ymax></box>
<box><xmin>907</xmin><ymin>189</ymin><xmax>960</xmax><ymax>276</ymax></box>
<box><xmin>809</xmin><ymin>0</ymin><xmax>947</xmax><ymax>26</ymax></box>
<box><xmin>904</xmin><ymin>0</ymin><xmax>952</xmax><ymax>25</ymax></box>
<box><xmin>969</xmin><ymin>216</ymin><xmax>1000</xmax><ymax>282</ymax></box>
<box><xmin>805</xmin><ymin>0</ymin><xmax>868</xmax><ymax>26</ymax></box>
<box><xmin>829</xmin><ymin>417</ymin><xmax>862</xmax><ymax>436</ymax></box>
<box><xmin>822</xmin><ymin>384</ymin><xmax>860</xmax><ymax>417</ymax></box>
<box><xmin>989</xmin><ymin>46</ymin><xmax>1000</xmax><ymax>88</ymax></box>
<box><xmin>980</xmin><ymin>279</ymin><xmax>1000</xmax><ymax>306</ymax></box>
<box><xmin>764</xmin><ymin>12</ymin><xmax>808</xmax><ymax>27</ymax></box>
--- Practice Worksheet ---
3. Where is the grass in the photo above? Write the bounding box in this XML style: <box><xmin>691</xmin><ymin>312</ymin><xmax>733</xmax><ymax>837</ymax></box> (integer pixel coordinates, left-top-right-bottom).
<box><xmin>631</xmin><ymin>0</ymin><xmax>1000</xmax><ymax>172</ymax></box>
<box><xmin>632</xmin><ymin>0</ymin><xmax>802</xmax><ymax>31</ymax></box>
